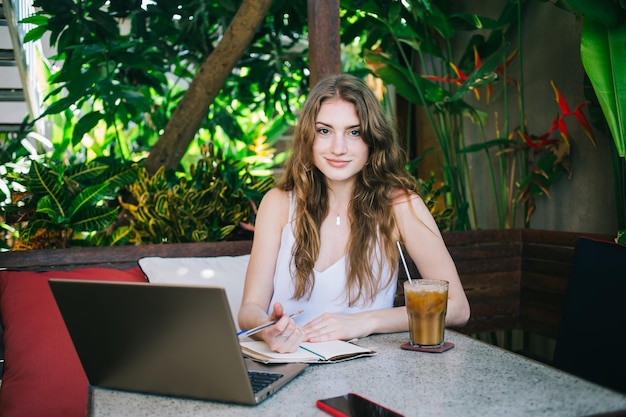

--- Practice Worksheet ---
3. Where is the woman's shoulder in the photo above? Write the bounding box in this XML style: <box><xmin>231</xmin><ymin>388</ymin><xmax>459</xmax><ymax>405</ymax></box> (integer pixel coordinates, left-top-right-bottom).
<box><xmin>390</xmin><ymin>188</ymin><xmax>430</xmax><ymax>217</ymax></box>
<box><xmin>263</xmin><ymin>187</ymin><xmax>290</xmax><ymax>202</ymax></box>
<box><xmin>258</xmin><ymin>187</ymin><xmax>291</xmax><ymax>217</ymax></box>
<box><xmin>390</xmin><ymin>188</ymin><xmax>421</xmax><ymax>205</ymax></box>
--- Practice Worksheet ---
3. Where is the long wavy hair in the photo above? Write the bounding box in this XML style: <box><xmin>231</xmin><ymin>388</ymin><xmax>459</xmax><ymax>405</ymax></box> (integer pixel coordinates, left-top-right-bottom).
<box><xmin>278</xmin><ymin>74</ymin><xmax>419</xmax><ymax>306</ymax></box>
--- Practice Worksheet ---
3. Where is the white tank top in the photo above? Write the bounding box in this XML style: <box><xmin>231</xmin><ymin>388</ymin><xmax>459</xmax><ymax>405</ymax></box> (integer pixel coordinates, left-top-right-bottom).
<box><xmin>268</xmin><ymin>194</ymin><xmax>397</xmax><ymax>326</ymax></box>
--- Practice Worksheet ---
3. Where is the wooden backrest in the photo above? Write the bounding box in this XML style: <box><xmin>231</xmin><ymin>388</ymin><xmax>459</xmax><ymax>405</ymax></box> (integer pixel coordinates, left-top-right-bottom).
<box><xmin>447</xmin><ymin>230</ymin><xmax>523</xmax><ymax>335</ymax></box>
<box><xmin>1</xmin><ymin>229</ymin><xmax>614</xmax><ymax>339</ymax></box>
<box><xmin>395</xmin><ymin>229</ymin><xmax>613</xmax><ymax>338</ymax></box>
<box><xmin>0</xmin><ymin>240</ymin><xmax>253</xmax><ymax>271</ymax></box>
<box><xmin>519</xmin><ymin>229</ymin><xmax>611</xmax><ymax>339</ymax></box>
<box><xmin>394</xmin><ymin>230</ymin><xmax>523</xmax><ymax>334</ymax></box>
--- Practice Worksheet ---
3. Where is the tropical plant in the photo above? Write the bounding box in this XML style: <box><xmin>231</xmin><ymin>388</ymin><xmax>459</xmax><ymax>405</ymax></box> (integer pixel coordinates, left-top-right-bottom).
<box><xmin>341</xmin><ymin>0</ymin><xmax>517</xmax><ymax>230</ymax></box>
<box><xmin>2</xmin><ymin>158</ymin><xmax>138</xmax><ymax>249</ymax></box>
<box><xmin>0</xmin><ymin>0</ymin><xmax>308</xmax><ymax>250</ymax></box>
<box><xmin>341</xmin><ymin>0</ymin><xmax>596</xmax><ymax>231</ymax></box>
<box><xmin>544</xmin><ymin>0</ymin><xmax>626</xmax><ymax>158</ymax></box>
<box><xmin>542</xmin><ymin>0</ymin><xmax>626</xmax><ymax>240</ymax></box>
<box><xmin>414</xmin><ymin>171</ymin><xmax>455</xmax><ymax>231</ymax></box>
<box><xmin>119</xmin><ymin>143</ymin><xmax>275</xmax><ymax>244</ymax></box>
<box><xmin>22</xmin><ymin>0</ymin><xmax>309</xmax><ymax>169</ymax></box>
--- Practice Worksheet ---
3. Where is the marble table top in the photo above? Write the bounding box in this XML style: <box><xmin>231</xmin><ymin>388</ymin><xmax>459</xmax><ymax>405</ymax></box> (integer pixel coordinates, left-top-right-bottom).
<box><xmin>88</xmin><ymin>330</ymin><xmax>626</xmax><ymax>417</ymax></box>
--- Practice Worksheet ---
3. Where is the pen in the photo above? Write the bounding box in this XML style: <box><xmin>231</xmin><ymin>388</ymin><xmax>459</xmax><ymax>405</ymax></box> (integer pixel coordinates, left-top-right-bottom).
<box><xmin>237</xmin><ymin>310</ymin><xmax>303</xmax><ymax>339</ymax></box>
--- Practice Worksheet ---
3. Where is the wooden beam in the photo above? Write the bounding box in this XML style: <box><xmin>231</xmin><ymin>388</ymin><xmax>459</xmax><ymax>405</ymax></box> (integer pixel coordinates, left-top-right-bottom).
<box><xmin>307</xmin><ymin>0</ymin><xmax>341</xmax><ymax>86</ymax></box>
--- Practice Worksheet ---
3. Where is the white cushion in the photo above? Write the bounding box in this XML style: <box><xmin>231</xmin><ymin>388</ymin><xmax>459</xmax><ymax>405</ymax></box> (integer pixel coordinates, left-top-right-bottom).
<box><xmin>138</xmin><ymin>255</ymin><xmax>250</xmax><ymax>330</ymax></box>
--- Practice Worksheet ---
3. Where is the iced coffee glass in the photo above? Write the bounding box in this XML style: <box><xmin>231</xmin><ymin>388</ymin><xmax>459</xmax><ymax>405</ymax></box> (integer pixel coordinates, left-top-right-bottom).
<box><xmin>404</xmin><ymin>279</ymin><xmax>449</xmax><ymax>348</ymax></box>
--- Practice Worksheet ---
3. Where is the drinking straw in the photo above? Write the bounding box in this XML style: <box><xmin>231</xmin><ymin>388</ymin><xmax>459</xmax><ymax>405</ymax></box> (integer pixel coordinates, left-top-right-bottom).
<box><xmin>396</xmin><ymin>241</ymin><xmax>412</xmax><ymax>284</ymax></box>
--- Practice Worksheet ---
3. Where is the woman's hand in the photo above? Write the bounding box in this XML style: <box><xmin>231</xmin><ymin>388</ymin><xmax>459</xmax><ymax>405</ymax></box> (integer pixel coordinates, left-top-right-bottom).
<box><xmin>302</xmin><ymin>313</ymin><xmax>364</xmax><ymax>342</ymax></box>
<box><xmin>303</xmin><ymin>308</ymin><xmax>409</xmax><ymax>342</ymax></box>
<box><xmin>260</xmin><ymin>302</ymin><xmax>307</xmax><ymax>353</ymax></box>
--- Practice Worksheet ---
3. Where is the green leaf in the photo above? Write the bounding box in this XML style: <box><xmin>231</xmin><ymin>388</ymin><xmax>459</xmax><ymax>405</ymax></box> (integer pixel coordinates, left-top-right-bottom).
<box><xmin>68</xmin><ymin>183</ymin><xmax>110</xmax><ymax>219</ymax></box>
<box><xmin>66</xmin><ymin>160</ymin><xmax>110</xmax><ymax>182</ymax></box>
<box><xmin>560</xmin><ymin>0</ymin><xmax>626</xmax><ymax>27</ymax></box>
<box><xmin>19</xmin><ymin>215</ymin><xmax>59</xmax><ymax>242</ymax></box>
<box><xmin>581</xmin><ymin>19</ymin><xmax>626</xmax><ymax>157</ymax></box>
<box><xmin>28</xmin><ymin>161</ymin><xmax>68</xmax><ymax>217</ymax></box>
<box><xmin>20</xmin><ymin>15</ymin><xmax>49</xmax><ymax>25</ymax></box>
<box><xmin>449</xmin><ymin>43</ymin><xmax>510</xmax><ymax>102</ymax></box>
<box><xmin>70</xmin><ymin>206</ymin><xmax>119</xmax><ymax>232</ymax></box>
<box><xmin>449</xmin><ymin>13</ymin><xmax>500</xmax><ymax>31</ymax></box>
<box><xmin>103</xmin><ymin>164</ymin><xmax>140</xmax><ymax>189</ymax></box>
<box><xmin>108</xmin><ymin>226</ymin><xmax>134</xmax><ymax>246</ymax></box>
<box><xmin>72</xmin><ymin>111</ymin><xmax>104</xmax><ymax>146</ymax></box>
<box><xmin>422</xmin><ymin>4</ymin><xmax>455</xmax><ymax>39</ymax></box>
<box><xmin>23</xmin><ymin>25</ymin><xmax>50</xmax><ymax>43</ymax></box>
<box><xmin>37</xmin><ymin>94</ymin><xmax>81</xmax><ymax>118</ymax></box>
<box><xmin>36</xmin><ymin>195</ymin><xmax>65</xmax><ymax>223</ymax></box>
<box><xmin>458</xmin><ymin>138</ymin><xmax>512</xmax><ymax>154</ymax></box>
<box><xmin>367</xmin><ymin>54</ymin><xmax>448</xmax><ymax>106</ymax></box>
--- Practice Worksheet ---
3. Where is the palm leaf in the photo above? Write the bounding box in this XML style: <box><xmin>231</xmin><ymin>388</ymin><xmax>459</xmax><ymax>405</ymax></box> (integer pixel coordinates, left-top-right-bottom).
<box><xmin>580</xmin><ymin>19</ymin><xmax>626</xmax><ymax>157</ymax></box>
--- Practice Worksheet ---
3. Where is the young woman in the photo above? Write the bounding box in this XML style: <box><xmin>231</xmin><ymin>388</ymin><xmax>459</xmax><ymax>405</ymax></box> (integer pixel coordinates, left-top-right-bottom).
<box><xmin>238</xmin><ymin>74</ymin><xmax>470</xmax><ymax>353</ymax></box>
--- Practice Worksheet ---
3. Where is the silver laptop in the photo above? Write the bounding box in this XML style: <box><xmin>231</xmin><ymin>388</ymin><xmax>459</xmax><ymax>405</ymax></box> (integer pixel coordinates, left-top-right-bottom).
<box><xmin>48</xmin><ymin>279</ymin><xmax>308</xmax><ymax>405</ymax></box>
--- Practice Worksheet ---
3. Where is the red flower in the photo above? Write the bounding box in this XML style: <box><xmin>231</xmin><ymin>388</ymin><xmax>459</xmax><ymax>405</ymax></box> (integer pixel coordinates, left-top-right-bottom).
<box><xmin>518</xmin><ymin>82</ymin><xmax>596</xmax><ymax>149</ymax></box>
<box><xmin>550</xmin><ymin>80</ymin><xmax>596</xmax><ymax>147</ymax></box>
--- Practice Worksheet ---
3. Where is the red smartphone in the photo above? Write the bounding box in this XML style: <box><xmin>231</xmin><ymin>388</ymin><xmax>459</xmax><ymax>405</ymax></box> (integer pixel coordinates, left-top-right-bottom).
<box><xmin>316</xmin><ymin>393</ymin><xmax>404</xmax><ymax>417</ymax></box>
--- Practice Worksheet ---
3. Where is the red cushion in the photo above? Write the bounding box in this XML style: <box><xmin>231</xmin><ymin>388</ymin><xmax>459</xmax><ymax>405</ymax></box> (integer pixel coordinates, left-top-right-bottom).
<box><xmin>0</xmin><ymin>267</ymin><xmax>147</xmax><ymax>417</ymax></box>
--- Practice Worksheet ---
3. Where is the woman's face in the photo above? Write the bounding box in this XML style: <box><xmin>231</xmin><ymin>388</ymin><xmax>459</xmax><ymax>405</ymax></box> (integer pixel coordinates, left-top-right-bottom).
<box><xmin>312</xmin><ymin>98</ymin><xmax>369</xmax><ymax>185</ymax></box>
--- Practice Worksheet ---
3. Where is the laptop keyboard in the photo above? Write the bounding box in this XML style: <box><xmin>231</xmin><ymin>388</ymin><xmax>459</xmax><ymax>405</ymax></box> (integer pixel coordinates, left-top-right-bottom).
<box><xmin>248</xmin><ymin>371</ymin><xmax>284</xmax><ymax>393</ymax></box>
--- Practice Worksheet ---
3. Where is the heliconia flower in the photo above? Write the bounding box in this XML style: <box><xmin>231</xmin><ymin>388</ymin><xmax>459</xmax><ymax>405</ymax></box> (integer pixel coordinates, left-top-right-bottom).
<box><xmin>518</xmin><ymin>130</ymin><xmax>559</xmax><ymax>149</ymax></box>
<box><xmin>450</xmin><ymin>62</ymin><xmax>481</xmax><ymax>100</ymax></box>
<box><xmin>423</xmin><ymin>61</ymin><xmax>480</xmax><ymax>100</ymax></box>
<box><xmin>423</xmin><ymin>64</ymin><xmax>464</xmax><ymax>86</ymax></box>
<box><xmin>425</xmin><ymin>46</ymin><xmax>518</xmax><ymax>103</ymax></box>
<box><xmin>551</xmin><ymin>80</ymin><xmax>572</xmax><ymax>114</ymax></box>
<box><xmin>519</xmin><ymin>82</ymin><xmax>597</xmax><ymax>149</ymax></box>
<box><xmin>573</xmin><ymin>101</ymin><xmax>596</xmax><ymax>146</ymax></box>
<box><xmin>556</xmin><ymin>112</ymin><xmax>571</xmax><ymax>146</ymax></box>
<box><xmin>550</xmin><ymin>81</ymin><xmax>596</xmax><ymax>147</ymax></box>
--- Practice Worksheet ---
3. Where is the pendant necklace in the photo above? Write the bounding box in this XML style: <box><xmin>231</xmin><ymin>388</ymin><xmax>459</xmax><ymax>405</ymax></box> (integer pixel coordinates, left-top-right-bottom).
<box><xmin>336</xmin><ymin>214</ymin><xmax>341</xmax><ymax>226</ymax></box>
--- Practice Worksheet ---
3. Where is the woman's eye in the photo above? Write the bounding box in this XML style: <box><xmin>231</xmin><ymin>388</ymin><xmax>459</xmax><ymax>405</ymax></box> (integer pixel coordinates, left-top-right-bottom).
<box><xmin>349</xmin><ymin>129</ymin><xmax>361</xmax><ymax>137</ymax></box>
<box><xmin>317</xmin><ymin>128</ymin><xmax>330</xmax><ymax>135</ymax></box>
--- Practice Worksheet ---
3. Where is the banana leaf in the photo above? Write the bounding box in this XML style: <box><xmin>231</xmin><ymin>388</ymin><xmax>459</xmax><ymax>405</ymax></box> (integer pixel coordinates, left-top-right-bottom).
<box><xmin>580</xmin><ymin>19</ymin><xmax>626</xmax><ymax>158</ymax></box>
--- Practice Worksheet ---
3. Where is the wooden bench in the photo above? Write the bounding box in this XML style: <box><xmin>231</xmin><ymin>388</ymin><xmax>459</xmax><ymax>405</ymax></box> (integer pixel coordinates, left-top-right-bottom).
<box><xmin>0</xmin><ymin>229</ymin><xmax>613</xmax><ymax>355</ymax></box>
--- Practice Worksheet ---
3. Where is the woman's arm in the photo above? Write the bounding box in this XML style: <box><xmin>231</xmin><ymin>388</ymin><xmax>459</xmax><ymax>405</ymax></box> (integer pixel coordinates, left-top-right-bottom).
<box><xmin>237</xmin><ymin>188</ymin><xmax>306</xmax><ymax>352</ymax></box>
<box><xmin>303</xmin><ymin>306</ymin><xmax>409</xmax><ymax>343</ymax></box>
<box><xmin>393</xmin><ymin>192</ymin><xmax>471</xmax><ymax>327</ymax></box>
<box><xmin>303</xmin><ymin>191</ymin><xmax>470</xmax><ymax>343</ymax></box>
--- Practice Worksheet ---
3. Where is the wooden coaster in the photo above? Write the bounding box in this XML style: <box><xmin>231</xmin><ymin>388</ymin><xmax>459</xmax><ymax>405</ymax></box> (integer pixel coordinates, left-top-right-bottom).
<box><xmin>400</xmin><ymin>341</ymin><xmax>455</xmax><ymax>353</ymax></box>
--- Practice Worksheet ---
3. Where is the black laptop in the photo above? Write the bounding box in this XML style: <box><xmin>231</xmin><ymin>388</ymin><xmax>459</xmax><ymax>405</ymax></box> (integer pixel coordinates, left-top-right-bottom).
<box><xmin>48</xmin><ymin>279</ymin><xmax>308</xmax><ymax>405</ymax></box>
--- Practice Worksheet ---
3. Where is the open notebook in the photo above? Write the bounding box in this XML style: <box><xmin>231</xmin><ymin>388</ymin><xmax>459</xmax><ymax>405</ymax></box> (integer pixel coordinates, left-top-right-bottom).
<box><xmin>241</xmin><ymin>340</ymin><xmax>377</xmax><ymax>364</ymax></box>
<box><xmin>48</xmin><ymin>279</ymin><xmax>308</xmax><ymax>405</ymax></box>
